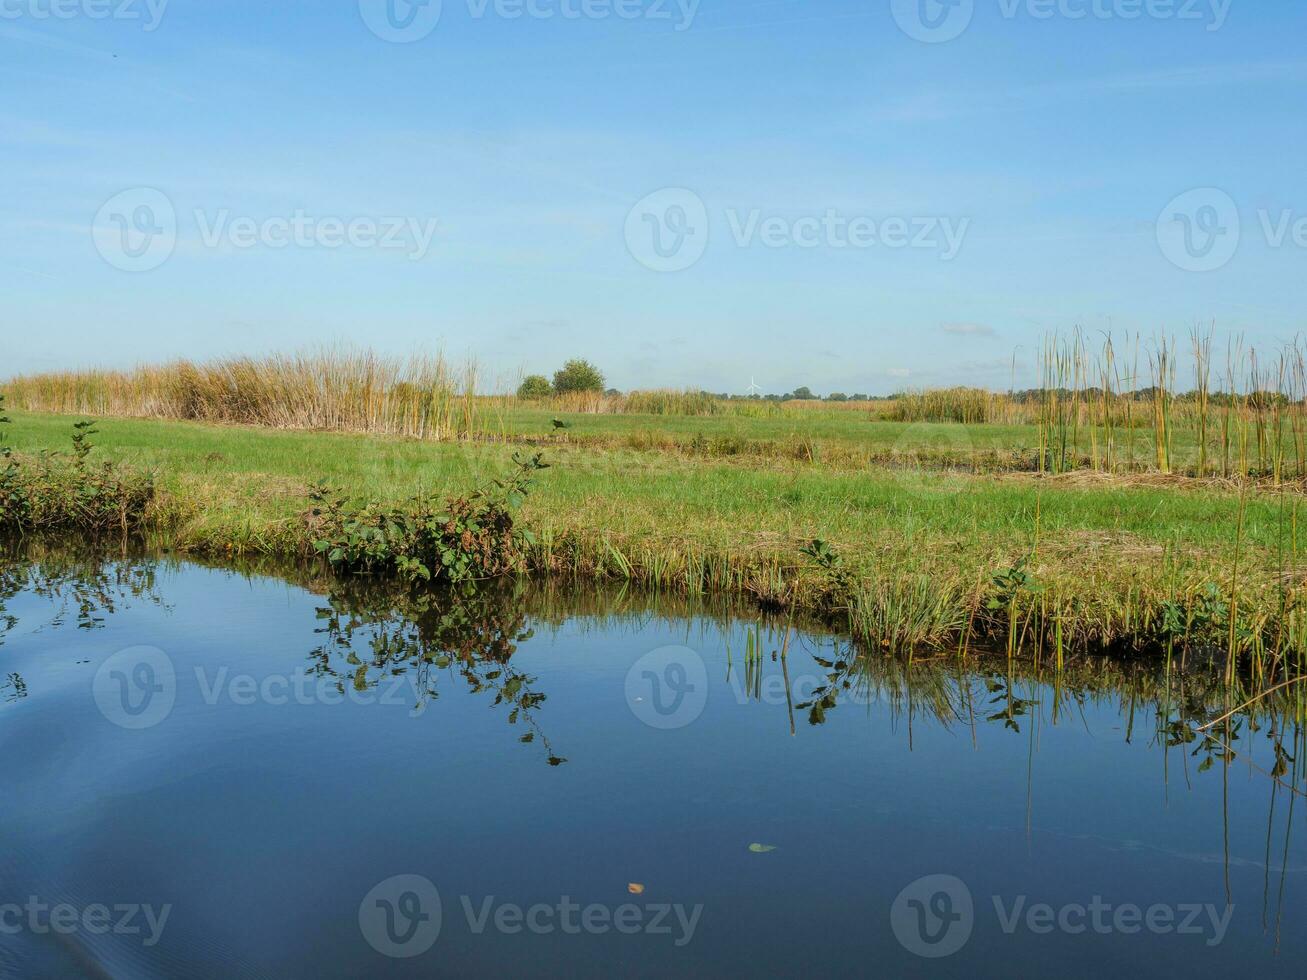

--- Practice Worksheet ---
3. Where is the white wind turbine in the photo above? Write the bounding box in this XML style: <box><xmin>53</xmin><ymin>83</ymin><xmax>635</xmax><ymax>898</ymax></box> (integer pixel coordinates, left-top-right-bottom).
<box><xmin>746</xmin><ymin>377</ymin><xmax>762</xmax><ymax>397</ymax></box>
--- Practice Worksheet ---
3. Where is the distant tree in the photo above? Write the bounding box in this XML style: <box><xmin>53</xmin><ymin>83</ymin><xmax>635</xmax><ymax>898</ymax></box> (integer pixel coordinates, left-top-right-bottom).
<box><xmin>553</xmin><ymin>359</ymin><xmax>605</xmax><ymax>394</ymax></box>
<box><xmin>827</xmin><ymin>392</ymin><xmax>848</xmax><ymax>402</ymax></box>
<box><xmin>850</xmin><ymin>393</ymin><xmax>869</xmax><ymax>401</ymax></box>
<box><xmin>791</xmin><ymin>386</ymin><xmax>815</xmax><ymax>401</ymax></box>
<box><xmin>517</xmin><ymin>375</ymin><xmax>552</xmax><ymax>399</ymax></box>
<box><xmin>604</xmin><ymin>388</ymin><xmax>621</xmax><ymax>397</ymax></box>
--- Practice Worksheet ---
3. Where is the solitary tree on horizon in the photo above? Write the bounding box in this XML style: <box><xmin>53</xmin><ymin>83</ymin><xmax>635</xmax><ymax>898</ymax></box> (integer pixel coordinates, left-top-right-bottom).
<box><xmin>553</xmin><ymin>359</ymin><xmax>605</xmax><ymax>395</ymax></box>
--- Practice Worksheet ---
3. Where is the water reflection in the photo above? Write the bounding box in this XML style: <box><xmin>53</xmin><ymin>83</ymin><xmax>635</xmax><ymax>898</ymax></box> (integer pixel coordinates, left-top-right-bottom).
<box><xmin>3</xmin><ymin>548</ymin><xmax>1307</xmax><ymax>970</ymax></box>
<box><xmin>304</xmin><ymin>577</ymin><xmax>566</xmax><ymax>765</ymax></box>
<box><xmin>3</xmin><ymin>548</ymin><xmax>1305</xmax><ymax>789</ymax></box>
<box><xmin>0</xmin><ymin>550</ymin><xmax>163</xmax><ymax>636</ymax></box>
<box><xmin>0</xmin><ymin>548</ymin><xmax>165</xmax><ymax>708</ymax></box>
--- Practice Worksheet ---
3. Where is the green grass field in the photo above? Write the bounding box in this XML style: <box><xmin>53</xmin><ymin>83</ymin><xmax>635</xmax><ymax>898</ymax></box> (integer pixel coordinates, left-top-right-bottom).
<box><xmin>446</xmin><ymin>401</ymin><xmax>1244</xmax><ymax>471</ymax></box>
<box><xmin>5</xmin><ymin>408</ymin><xmax>1298</xmax><ymax>657</ymax></box>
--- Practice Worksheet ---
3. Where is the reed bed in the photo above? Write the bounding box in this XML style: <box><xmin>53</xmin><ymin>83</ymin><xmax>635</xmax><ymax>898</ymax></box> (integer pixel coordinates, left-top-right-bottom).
<box><xmin>1034</xmin><ymin>328</ymin><xmax>1307</xmax><ymax>480</ymax></box>
<box><xmin>541</xmin><ymin>389</ymin><xmax>728</xmax><ymax>416</ymax></box>
<box><xmin>6</xmin><ymin>349</ymin><xmax>479</xmax><ymax>440</ymax></box>
<box><xmin>888</xmin><ymin>386</ymin><xmax>1018</xmax><ymax>425</ymax></box>
<box><xmin>885</xmin><ymin>329</ymin><xmax>1307</xmax><ymax>482</ymax></box>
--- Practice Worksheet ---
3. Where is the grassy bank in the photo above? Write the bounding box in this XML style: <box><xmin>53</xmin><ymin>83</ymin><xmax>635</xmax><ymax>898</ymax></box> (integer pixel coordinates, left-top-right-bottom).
<box><xmin>4</xmin><ymin>409</ymin><xmax>1303</xmax><ymax>670</ymax></box>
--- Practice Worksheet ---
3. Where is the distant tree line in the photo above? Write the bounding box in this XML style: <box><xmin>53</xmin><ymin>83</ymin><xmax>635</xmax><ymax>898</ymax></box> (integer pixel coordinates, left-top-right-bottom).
<box><xmin>518</xmin><ymin>362</ymin><xmax>895</xmax><ymax>402</ymax></box>
<box><xmin>705</xmin><ymin>388</ymin><xmax>891</xmax><ymax>403</ymax></box>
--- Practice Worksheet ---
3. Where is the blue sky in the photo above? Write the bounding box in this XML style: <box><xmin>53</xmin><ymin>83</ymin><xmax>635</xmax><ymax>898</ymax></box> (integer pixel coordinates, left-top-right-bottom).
<box><xmin>3</xmin><ymin>0</ymin><xmax>1306</xmax><ymax>394</ymax></box>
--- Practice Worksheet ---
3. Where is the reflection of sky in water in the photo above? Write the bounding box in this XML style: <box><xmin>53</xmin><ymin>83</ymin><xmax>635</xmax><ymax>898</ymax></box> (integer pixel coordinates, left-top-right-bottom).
<box><xmin>1</xmin><ymin>558</ymin><xmax>1304</xmax><ymax>978</ymax></box>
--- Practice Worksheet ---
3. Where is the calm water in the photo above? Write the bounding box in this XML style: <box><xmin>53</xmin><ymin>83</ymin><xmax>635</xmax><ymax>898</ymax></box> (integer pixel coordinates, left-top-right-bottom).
<box><xmin>1</xmin><ymin>555</ymin><xmax>1304</xmax><ymax>978</ymax></box>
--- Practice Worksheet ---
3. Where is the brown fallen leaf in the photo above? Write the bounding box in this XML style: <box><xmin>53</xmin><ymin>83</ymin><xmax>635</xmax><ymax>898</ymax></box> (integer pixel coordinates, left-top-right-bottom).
<box><xmin>627</xmin><ymin>883</ymin><xmax>645</xmax><ymax>895</ymax></box>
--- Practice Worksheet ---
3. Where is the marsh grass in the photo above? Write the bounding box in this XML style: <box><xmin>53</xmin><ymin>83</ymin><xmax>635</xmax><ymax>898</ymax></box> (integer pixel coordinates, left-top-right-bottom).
<box><xmin>889</xmin><ymin>387</ymin><xmax>1014</xmax><ymax>425</ymax></box>
<box><xmin>1035</xmin><ymin>328</ymin><xmax>1307</xmax><ymax>481</ymax></box>
<box><xmin>846</xmin><ymin>575</ymin><xmax>969</xmax><ymax>653</ymax></box>
<box><xmin>6</xmin><ymin>348</ymin><xmax>479</xmax><ymax>441</ymax></box>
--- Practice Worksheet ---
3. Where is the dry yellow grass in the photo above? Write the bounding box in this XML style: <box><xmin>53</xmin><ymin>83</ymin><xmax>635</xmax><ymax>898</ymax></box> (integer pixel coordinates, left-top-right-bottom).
<box><xmin>6</xmin><ymin>348</ymin><xmax>479</xmax><ymax>440</ymax></box>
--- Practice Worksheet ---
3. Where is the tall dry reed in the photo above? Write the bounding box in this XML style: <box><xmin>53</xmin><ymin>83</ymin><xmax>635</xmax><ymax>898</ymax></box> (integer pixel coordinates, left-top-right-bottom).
<box><xmin>6</xmin><ymin>348</ymin><xmax>479</xmax><ymax>440</ymax></box>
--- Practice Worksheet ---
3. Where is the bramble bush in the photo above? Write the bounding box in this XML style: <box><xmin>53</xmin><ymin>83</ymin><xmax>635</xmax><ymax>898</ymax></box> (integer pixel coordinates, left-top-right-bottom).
<box><xmin>0</xmin><ymin>397</ymin><xmax>155</xmax><ymax>536</ymax></box>
<box><xmin>306</xmin><ymin>451</ymin><xmax>549</xmax><ymax>584</ymax></box>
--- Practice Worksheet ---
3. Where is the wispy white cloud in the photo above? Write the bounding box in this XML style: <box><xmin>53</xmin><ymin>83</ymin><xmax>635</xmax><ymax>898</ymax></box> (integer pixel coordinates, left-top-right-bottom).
<box><xmin>942</xmin><ymin>322</ymin><xmax>998</xmax><ymax>339</ymax></box>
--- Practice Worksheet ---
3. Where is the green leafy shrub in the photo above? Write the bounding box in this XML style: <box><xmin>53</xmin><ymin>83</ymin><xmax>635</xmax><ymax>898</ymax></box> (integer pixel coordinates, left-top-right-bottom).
<box><xmin>517</xmin><ymin>375</ymin><xmax>552</xmax><ymax>399</ymax></box>
<box><xmin>0</xmin><ymin>395</ymin><xmax>29</xmax><ymax>529</ymax></box>
<box><xmin>552</xmin><ymin>359</ymin><xmax>605</xmax><ymax>395</ymax></box>
<box><xmin>0</xmin><ymin>403</ymin><xmax>154</xmax><ymax>536</ymax></box>
<box><xmin>307</xmin><ymin>452</ymin><xmax>548</xmax><ymax>584</ymax></box>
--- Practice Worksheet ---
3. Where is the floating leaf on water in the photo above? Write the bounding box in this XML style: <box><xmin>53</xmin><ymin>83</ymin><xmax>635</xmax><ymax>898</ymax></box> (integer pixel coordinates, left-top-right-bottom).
<box><xmin>748</xmin><ymin>843</ymin><xmax>777</xmax><ymax>853</ymax></box>
<box><xmin>627</xmin><ymin>883</ymin><xmax>645</xmax><ymax>895</ymax></box>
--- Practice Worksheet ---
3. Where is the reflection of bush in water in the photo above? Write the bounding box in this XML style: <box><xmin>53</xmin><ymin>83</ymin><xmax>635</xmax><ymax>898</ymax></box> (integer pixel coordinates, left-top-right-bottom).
<box><xmin>304</xmin><ymin>578</ymin><xmax>566</xmax><ymax>765</ymax></box>
<box><xmin>0</xmin><ymin>551</ymin><xmax>164</xmax><ymax>647</ymax></box>
<box><xmin>800</xmin><ymin>647</ymin><xmax>1303</xmax><ymax>788</ymax></box>
<box><xmin>0</xmin><ymin>551</ymin><xmax>166</xmax><ymax>709</ymax></box>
